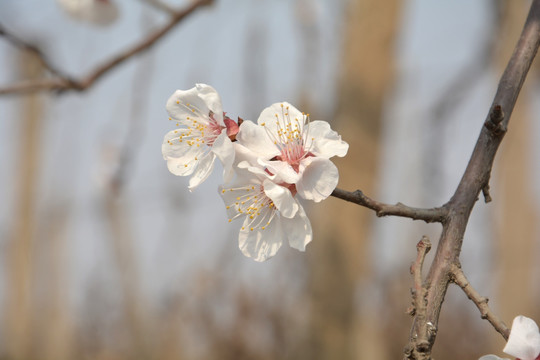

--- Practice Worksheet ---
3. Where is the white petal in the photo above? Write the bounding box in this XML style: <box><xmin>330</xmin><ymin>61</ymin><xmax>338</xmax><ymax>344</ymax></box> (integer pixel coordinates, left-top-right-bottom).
<box><xmin>262</xmin><ymin>179</ymin><xmax>298</xmax><ymax>219</ymax></box>
<box><xmin>282</xmin><ymin>204</ymin><xmax>312</xmax><ymax>251</ymax></box>
<box><xmin>503</xmin><ymin>316</ymin><xmax>540</xmax><ymax>360</ymax></box>
<box><xmin>238</xmin><ymin>160</ymin><xmax>270</xmax><ymax>177</ymax></box>
<box><xmin>236</xmin><ymin>120</ymin><xmax>279</xmax><ymax>158</ymax></box>
<box><xmin>165</xmin><ymin>157</ymin><xmax>197</xmax><ymax>176</ymax></box>
<box><xmin>218</xmin><ymin>186</ymin><xmax>239</xmax><ymax>219</ymax></box>
<box><xmin>478</xmin><ymin>356</ymin><xmax>509</xmax><ymax>360</ymax></box>
<box><xmin>162</xmin><ymin>130</ymin><xmax>205</xmax><ymax>177</ymax></box>
<box><xmin>166</xmin><ymin>88</ymin><xmax>211</xmax><ymax>125</ymax></box>
<box><xmin>257</xmin><ymin>102</ymin><xmax>305</xmax><ymax>135</ymax></box>
<box><xmin>187</xmin><ymin>153</ymin><xmax>216</xmax><ymax>191</ymax></box>
<box><xmin>306</xmin><ymin>120</ymin><xmax>349</xmax><ymax>158</ymax></box>
<box><xmin>233</xmin><ymin>142</ymin><xmax>261</xmax><ymax>167</ymax></box>
<box><xmin>219</xmin><ymin>177</ymin><xmax>252</xmax><ymax>217</ymax></box>
<box><xmin>258</xmin><ymin>159</ymin><xmax>301</xmax><ymax>184</ymax></box>
<box><xmin>296</xmin><ymin>157</ymin><xmax>339</xmax><ymax>202</ymax></box>
<box><xmin>238</xmin><ymin>216</ymin><xmax>283</xmax><ymax>262</ymax></box>
<box><xmin>162</xmin><ymin>129</ymin><xmax>201</xmax><ymax>162</ymax></box>
<box><xmin>211</xmin><ymin>131</ymin><xmax>235</xmax><ymax>183</ymax></box>
<box><xmin>195</xmin><ymin>83</ymin><xmax>223</xmax><ymax>124</ymax></box>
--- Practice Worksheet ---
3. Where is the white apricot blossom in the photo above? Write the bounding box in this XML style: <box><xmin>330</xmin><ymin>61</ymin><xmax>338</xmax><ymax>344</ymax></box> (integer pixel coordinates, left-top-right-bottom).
<box><xmin>57</xmin><ymin>0</ymin><xmax>119</xmax><ymax>26</ymax></box>
<box><xmin>236</xmin><ymin>102</ymin><xmax>348</xmax><ymax>203</ymax></box>
<box><xmin>219</xmin><ymin>165</ymin><xmax>312</xmax><ymax>262</ymax></box>
<box><xmin>162</xmin><ymin>84</ymin><xmax>237</xmax><ymax>190</ymax></box>
<box><xmin>479</xmin><ymin>316</ymin><xmax>540</xmax><ymax>360</ymax></box>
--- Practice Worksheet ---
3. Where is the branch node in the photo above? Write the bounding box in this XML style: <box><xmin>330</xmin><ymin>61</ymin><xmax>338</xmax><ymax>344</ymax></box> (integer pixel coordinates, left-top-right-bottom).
<box><xmin>490</xmin><ymin>104</ymin><xmax>505</xmax><ymax>125</ymax></box>
<box><xmin>484</xmin><ymin>104</ymin><xmax>507</xmax><ymax>135</ymax></box>
<box><xmin>416</xmin><ymin>340</ymin><xmax>430</xmax><ymax>353</ymax></box>
<box><xmin>482</xmin><ymin>183</ymin><xmax>492</xmax><ymax>203</ymax></box>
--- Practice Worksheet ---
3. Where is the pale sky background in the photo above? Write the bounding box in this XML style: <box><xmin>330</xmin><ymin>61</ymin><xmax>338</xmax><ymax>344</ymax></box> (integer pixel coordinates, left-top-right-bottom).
<box><xmin>0</xmin><ymin>0</ymin><xmax>537</xmax><ymax>320</ymax></box>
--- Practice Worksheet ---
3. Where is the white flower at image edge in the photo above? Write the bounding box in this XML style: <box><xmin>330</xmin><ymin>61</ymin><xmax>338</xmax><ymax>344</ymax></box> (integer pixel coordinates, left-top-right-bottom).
<box><xmin>57</xmin><ymin>0</ymin><xmax>119</xmax><ymax>26</ymax></box>
<box><xmin>236</xmin><ymin>102</ymin><xmax>348</xmax><ymax>203</ymax></box>
<box><xmin>479</xmin><ymin>316</ymin><xmax>540</xmax><ymax>360</ymax></box>
<box><xmin>162</xmin><ymin>84</ymin><xmax>235</xmax><ymax>190</ymax></box>
<box><xmin>219</xmin><ymin>172</ymin><xmax>312</xmax><ymax>262</ymax></box>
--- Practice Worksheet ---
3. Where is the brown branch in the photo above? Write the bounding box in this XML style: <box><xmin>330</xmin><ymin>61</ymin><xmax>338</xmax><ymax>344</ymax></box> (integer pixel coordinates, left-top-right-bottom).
<box><xmin>0</xmin><ymin>0</ymin><xmax>213</xmax><ymax>95</ymax></box>
<box><xmin>404</xmin><ymin>236</ymin><xmax>433</xmax><ymax>360</ymax></box>
<box><xmin>0</xmin><ymin>24</ymin><xmax>69</xmax><ymax>79</ymax></box>
<box><xmin>404</xmin><ymin>1</ymin><xmax>540</xmax><ymax>358</ymax></box>
<box><xmin>331</xmin><ymin>188</ymin><xmax>447</xmax><ymax>223</ymax></box>
<box><xmin>450</xmin><ymin>263</ymin><xmax>510</xmax><ymax>340</ymax></box>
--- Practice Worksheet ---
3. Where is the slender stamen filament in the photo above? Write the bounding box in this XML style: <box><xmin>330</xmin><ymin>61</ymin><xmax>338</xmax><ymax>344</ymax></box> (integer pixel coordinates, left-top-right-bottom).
<box><xmin>223</xmin><ymin>184</ymin><xmax>277</xmax><ymax>231</ymax></box>
<box><xmin>167</xmin><ymin>102</ymin><xmax>224</xmax><ymax>160</ymax></box>
<box><xmin>264</xmin><ymin>104</ymin><xmax>314</xmax><ymax>172</ymax></box>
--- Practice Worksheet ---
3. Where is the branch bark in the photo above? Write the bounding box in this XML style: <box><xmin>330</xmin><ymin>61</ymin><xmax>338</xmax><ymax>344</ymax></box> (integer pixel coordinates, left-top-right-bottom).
<box><xmin>331</xmin><ymin>1</ymin><xmax>540</xmax><ymax>357</ymax></box>
<box><xmin>331</xmin><ymin>188</ymin><xmax>448</xmax><ymax>223</ymax></box>
<box><xmin>450</xmin><ymin>264</ymin><xmax>510</xmax><ymax>340</ymax></box>
<box><xmin>404</xmin><ymin>236</ymin><xmax>433</xmax><ymax>360</ymax></box>
<box><xmin>404</xmin><ymin>1</ymin><xmax>540</xmax><ymax>358</ymax></box>
<box><xmin>0</xmin><ymin>0</ymin><xmax>213</xmax><ymax>95</ymax></box>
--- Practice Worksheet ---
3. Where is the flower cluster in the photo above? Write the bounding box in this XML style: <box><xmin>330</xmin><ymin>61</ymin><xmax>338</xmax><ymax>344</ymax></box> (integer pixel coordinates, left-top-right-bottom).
<box><xmin>162</xmin><ymin>84</ymin><xmax>348</xmax><ymax>261</ymax></box>
<box><xmin>480</xmin><ymin>316</ymin><xmax>540</xmax><ymax>360</ymax></box>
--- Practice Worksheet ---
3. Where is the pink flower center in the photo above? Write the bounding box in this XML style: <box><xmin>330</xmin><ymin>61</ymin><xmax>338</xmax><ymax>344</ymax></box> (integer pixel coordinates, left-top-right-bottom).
<box><xmin>283</xmin><ymin>183</ymin><xmax>297</xmax><ymax>197</ymax></box>
<box><xmin>205</xmin><ymin>112</ymin><xmax>225</xmax><ymax>146</ymax></box>
<box><xmin>276</xmin><ymin>145</ymin><xmax>313</xmax><ymax>173</ymax></box>
<box><xmin>267</xmin><ymin>104</ymin><xmax>314</xmax><ymax>173</ymax></box>
<box><xmin>206</xmin><ymin>112</ymin><xmax>240</xmax><ymax>145</ymax></box>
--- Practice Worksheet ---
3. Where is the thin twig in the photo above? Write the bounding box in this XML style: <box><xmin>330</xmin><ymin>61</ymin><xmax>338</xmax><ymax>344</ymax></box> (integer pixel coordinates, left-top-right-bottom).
<box><xmin>0</xmin><ymin>24</ymin><xmax>68</xmax><ymax>79</ymax></box>
<box><xmin>331</xmin><ymin>188</ymin><xmax>447</xmax><ymax>223</ymax></box>
<box><xmin>450</xmin><ymin>263</ymin><xmax>510</xmax><ymax>340</ymax></box>
<box><xmin>405</xmin><ymin>236</ymin><xmax>433</xmax><ymax>360</ymax></box>
<box><xmin>0</xmin><ymin>0</ymin><xmax>213</xmax><ymax>95</ymax></box>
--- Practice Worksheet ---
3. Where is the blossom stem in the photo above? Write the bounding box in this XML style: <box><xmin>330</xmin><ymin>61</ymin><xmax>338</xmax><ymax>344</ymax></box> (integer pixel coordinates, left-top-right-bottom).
<box><xmin>330</xmin><ymin>188</ymin><xmax>448</xmax><ymax>223</ymax></box>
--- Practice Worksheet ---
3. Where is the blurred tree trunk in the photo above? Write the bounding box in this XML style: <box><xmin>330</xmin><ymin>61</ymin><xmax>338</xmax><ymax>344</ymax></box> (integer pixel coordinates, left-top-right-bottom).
<box><xmin>494</xmin><ymin>0</ymin><xmax>538</xmax><ymax>324</ymax></box>
<box><xmin>307</xmin><ymin>1</ymin><xmax>401</xmax><ymax>359</ymax></box>
<box><xmin>3</xmin><ymin>49</ymin><xmax>43</xmax><ymax>359</ymax></box>
<box><xmin>105</xmin><ymin>196</ymin><xmax>152</xmax><ymax>359</ymax></box>
<box><xmin>39</xmin><ymin>206</ymin><xmax>73</xmax><ymax>360</ymax></box>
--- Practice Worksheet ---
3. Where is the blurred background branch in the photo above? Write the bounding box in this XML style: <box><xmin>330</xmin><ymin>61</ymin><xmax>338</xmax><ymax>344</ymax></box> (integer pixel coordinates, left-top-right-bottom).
<box><xmin>0</xmin><ymin>0</ymin><xmax>213</xmax><ymax>95</ymax></box>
